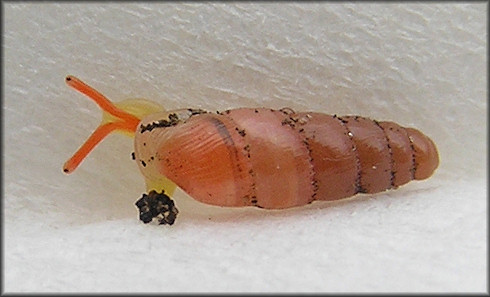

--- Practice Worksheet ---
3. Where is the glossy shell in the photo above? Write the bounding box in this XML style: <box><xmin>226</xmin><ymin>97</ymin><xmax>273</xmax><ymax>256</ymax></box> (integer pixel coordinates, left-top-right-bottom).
<box><xmin>134</xmin><ymin>108</ymin><xmax>439</xmax><ymax>209</ymax></box>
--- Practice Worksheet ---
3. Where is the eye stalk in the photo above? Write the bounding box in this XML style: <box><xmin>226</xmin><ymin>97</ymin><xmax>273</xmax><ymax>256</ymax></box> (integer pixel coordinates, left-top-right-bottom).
<box><xmin>63</xmin><ymin>75</ymin><xmax>164</xmax><ymax>174</ymax></box>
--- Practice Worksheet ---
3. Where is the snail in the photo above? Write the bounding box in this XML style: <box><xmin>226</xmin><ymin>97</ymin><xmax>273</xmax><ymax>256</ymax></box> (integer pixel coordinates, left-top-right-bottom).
<box><xmin>63</xmin><ymin>75</ymin><xmax>439</xmax><ymax>225</ymax></box>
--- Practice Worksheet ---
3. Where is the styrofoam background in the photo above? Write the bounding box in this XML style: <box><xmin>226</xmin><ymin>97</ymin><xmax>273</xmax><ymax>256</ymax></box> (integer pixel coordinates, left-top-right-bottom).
<box><xmin>4</xmin><ymin>3</ymin><xmax>487</xmax><ymax>293</ymax></box>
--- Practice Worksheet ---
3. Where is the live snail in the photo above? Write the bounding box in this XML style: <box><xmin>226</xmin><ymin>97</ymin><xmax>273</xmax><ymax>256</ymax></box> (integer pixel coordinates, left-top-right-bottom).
<box><xmin>63</xmin><ymin>75</ymin><xmax>439</xmax><ymax>225</ymax></box>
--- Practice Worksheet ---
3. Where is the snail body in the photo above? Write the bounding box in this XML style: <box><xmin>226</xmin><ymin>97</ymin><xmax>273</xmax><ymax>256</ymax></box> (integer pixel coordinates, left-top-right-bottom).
<box><xmin>63</xmin><ymin>76</ymin><xmax>439</xmax><ymax>224</ymax></box>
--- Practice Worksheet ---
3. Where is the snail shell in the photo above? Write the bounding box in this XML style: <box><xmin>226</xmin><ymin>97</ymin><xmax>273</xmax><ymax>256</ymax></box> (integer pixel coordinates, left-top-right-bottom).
<box><xmin>134</xmin><ymin>107</ymin><xmax>439</xmax><ymax>209</ymax></box>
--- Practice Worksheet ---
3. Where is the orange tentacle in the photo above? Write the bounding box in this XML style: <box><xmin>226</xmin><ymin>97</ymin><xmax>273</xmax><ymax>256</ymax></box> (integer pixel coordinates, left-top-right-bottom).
<box><xmin>65</xmin><ymin>75</ymin><xmax>140</xmax><ymax>127</ymax></box>
<box><xmin>63</xmin><ymin>121</ymin><xmax>136</xmax><ymax>174</ymax></box>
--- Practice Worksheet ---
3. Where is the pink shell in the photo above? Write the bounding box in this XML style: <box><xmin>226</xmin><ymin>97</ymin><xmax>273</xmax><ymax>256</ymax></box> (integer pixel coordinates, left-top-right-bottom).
<box><xmin>134</xmin><ymin>108</ymin><xmax>439</xmax><ymax>209</ymax></box>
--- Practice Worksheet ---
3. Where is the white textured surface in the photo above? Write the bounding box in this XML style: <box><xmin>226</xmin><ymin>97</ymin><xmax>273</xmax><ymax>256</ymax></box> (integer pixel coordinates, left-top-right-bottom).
<box><xmin>4</xmin><ymin>3</ymin><xmax>487</xmax><ymax>293</ymax></box>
